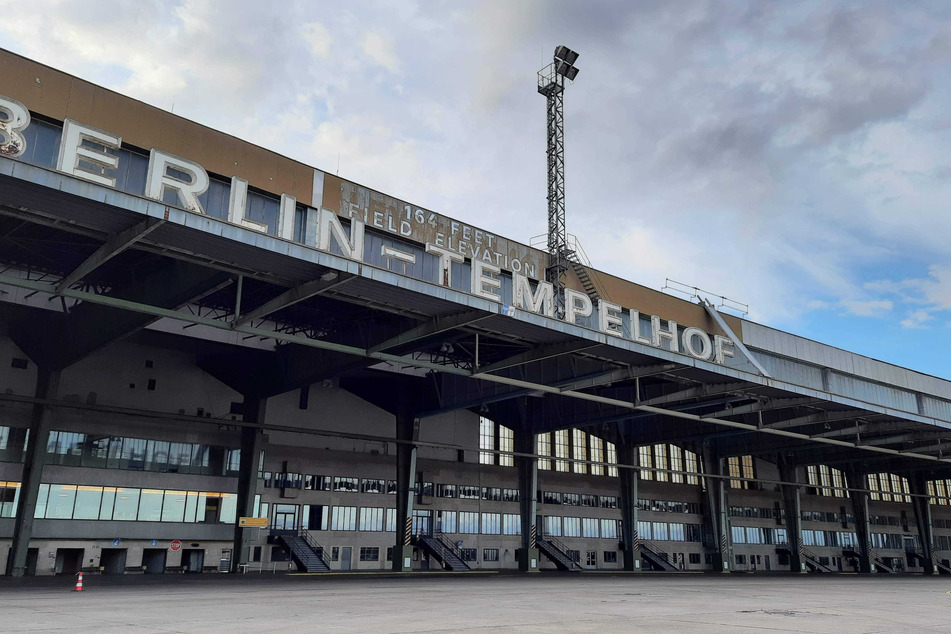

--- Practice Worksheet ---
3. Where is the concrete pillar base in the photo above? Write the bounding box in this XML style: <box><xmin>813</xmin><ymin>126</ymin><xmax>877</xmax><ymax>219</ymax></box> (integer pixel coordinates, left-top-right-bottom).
<box><xmin>392</xmin><ymin>545</ymin><xmax>414</xmax><ymax>572</ymax></box>
<box><xmin>517</xmin><ymin>548</ymin><xmax>540</xmax><ymax>572</ymax></box>
<box><xmin>622</xmin><ymin>549</ymin><xmax>641</xmax><ymax>572</ymax></box>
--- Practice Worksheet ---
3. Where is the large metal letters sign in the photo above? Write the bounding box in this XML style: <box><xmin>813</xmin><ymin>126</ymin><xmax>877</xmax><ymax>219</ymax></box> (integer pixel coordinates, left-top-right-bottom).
<box><xmin>0</xmin><ymin>92</ymin><xmax>736</xmax><ymax>367</ymax></box>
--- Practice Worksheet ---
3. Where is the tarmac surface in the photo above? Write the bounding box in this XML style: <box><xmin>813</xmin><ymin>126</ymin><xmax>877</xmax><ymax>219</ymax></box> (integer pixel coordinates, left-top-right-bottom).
<box><xmin>1</xmin><ymin>572</ymin><xmax>950</xmax><ymax>633</ymax></box>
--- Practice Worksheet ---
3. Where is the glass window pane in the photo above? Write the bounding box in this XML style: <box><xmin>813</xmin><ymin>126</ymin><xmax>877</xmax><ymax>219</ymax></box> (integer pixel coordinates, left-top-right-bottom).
<box><xmin>138</xmin><ymin>489</ymin><xmax>164</xmax><ymax>521</ymax></box>
<box><xmin>99</xmin><ymin>487</ymin><xmax>116</xmax><ymax>520</ymax></box>
<box><xmin>113</xmin><ymin>487</ymin><xmax>140</xmax><ymax>520</ymax></box>
<box><xmin>162</xmin><ymin>490</ymin><xmax>188</xmax><ymax>522</ymax></box>
<box><xmin>73</xmin><ymin>486</ymin><xmax>103</xmax><ymax>520</ymax></box>
<box><xmin>46</xmin><ymin>484</ymin><xmax>77</xmax><ymax>519</ymax></box>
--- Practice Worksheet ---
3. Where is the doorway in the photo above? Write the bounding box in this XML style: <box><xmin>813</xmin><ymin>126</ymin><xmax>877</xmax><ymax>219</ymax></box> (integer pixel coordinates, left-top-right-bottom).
<box><xmin>142</xmin><ymin>549</ymin><xmax>167</xmax><ymax>574</ymax></box>
<box><xmin>412</xmin><ymin>510</ymin><xmax>432</xmax><ymax>537</ymax></box>
<box><xmin>55</xmin><ymin>548</ymin><xmax>84</xmax><ymax>575</ymax></box>
<box><xmin>340</xmin><ymin>546</ymin><xmax>352</xmax><ymax>571</ymax></box>
<box><xmin>181</xmin><ymin>549</ymin><xmax>204</xmax><ymax>573</ymax></box>
<box><xmin>274</xmin><ymin>504</ymin><xmax>298</xmax><ymax>530</ymax></box>
<box><xmin>100</xmin><ymin>548</ymin><xmax>127</xmax><ymax>575</ymax></box>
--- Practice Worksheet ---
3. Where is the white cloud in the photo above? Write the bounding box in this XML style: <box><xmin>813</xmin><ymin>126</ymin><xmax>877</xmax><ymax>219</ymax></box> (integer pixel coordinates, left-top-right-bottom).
<box><xmin>360</xmin><ymin>32</ymin><xmax>398</xmax><ymax>72</ymax></box>
<box><xmin>302</xmin><ymin>22</ymin><xmax>333</xmax><ymax>60</ymax></box>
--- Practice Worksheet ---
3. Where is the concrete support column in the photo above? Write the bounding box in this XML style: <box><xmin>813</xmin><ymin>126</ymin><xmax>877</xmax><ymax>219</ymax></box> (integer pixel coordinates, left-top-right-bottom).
<box><xmin>617</xmin><ymin>438</ymin><xmax>640</xmax><ymax>572</ymax></box>
<box><xmin>908</xmin><ymin>472</ymin><xmax>937</xmax><ymax>575</ymax></box>
<box><xmin>514</xmin><ymin>428</ymin><xmax>539</xmax><ymax>572</ymax></box>
<box><xmin>231</xmin><ymin>397</ymin><xmax>266</xmax><ymax>573</ymax></box>
<box><xmin>846</xmin><ymin>466</ymin><xmax>873</xmax><ymax>573</ymax></box>
<box><xmin>777</xmin><ymin>454</ymin><xmax>806</xmax><ymax>573</ymax></box>
<box><xmin>7</xmin><ymin>367</ymin><xmax>60</xmax><ymax>577</ymax></box>
<box><xmin>701</xmin><ymin>444</ymin><xmax>732</xmax><ymax>572</ymax></box>
<box><xmin>393</xmin><ymin>411</ymin><xmax>419</xmax><ymax>571</ymax></box>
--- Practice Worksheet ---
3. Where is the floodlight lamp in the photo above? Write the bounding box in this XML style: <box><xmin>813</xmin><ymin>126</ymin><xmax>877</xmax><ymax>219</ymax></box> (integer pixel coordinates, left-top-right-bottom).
<box><xmin>556</xmin><ymin>60</ymin><xmax>572</xmax><ymax>77</ymax></box>
<box><xmin>554</xmin><ymin>46</ymin><xmax>579</xmax><ymax>65</ymax></box>
<box><xmin>565</xmin><ymin>66</ymin><xmax>579</xmax><ymax>81</ymax></box>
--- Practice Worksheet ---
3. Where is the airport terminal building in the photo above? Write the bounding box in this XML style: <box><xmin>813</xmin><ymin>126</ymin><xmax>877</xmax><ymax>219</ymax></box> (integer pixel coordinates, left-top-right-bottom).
<box><xmin>1</xmin><ymin>49</ymin><xmax>950</xmax><ymax>577</ymax></box>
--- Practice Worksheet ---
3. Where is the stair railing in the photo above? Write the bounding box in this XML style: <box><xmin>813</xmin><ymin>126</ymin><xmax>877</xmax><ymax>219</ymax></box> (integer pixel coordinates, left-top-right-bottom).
<box><xmin>434</xmin><ymin>532</ymin><xmax>467</xmax><ymax>564</ymax></box>
<box><xmin>298</xmin><ymin>528</ymin><xmax>332</xmax><ymax>569</ymax></box>
<box><xmin>541</xmin><ymin>532</ymin><xmax>582</xmax><ymax>569</ymax></box>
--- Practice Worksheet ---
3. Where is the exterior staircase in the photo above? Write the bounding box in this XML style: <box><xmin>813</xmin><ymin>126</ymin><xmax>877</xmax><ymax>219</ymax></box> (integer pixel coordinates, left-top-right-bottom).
<box><xmin>776</xmin><ymin>544</ymin><xmax>834</xmax><ymax>572</ymax></box>
<box><xmin>415</xmin><ymin>533</ymin><xmax>471</xmax><ymax>571</ymax></box>
<box><xmin>274</xmin><ymin>529</ymin><xmax>332</xmax><ymax>572</ymax></box>
<box><xmin>570</xmin><ymin>260</ymin><xmax>601</xmax><ymax>303</ymax></box>
<box><xmin>639</xmin><ymin>540</ymin><xmax>679</xmax><ymax>571</ymax></box>
<box><xmin>537</xmin><ymin>533</ymin><xmax>582</xmax><ymax>571</ymax></box>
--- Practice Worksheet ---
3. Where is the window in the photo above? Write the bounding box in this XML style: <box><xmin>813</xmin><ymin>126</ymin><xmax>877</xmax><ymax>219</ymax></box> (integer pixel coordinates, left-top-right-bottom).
<box><xmin>459</xmin><ymin>512</ymin><xmax>479</xmax><ymax>534</ymax></box>
<box><xmin>481</xmin><ymin>512</ymin><xmax>501</xmax><ymax>534</ymax></box>
<box><xmin>582</xmin><ymin>517</ymin><xmax>599</xmax><ymax>538</ymax></box>
<box><xmin>605</xmin><ymin>441</ymin><xmax>618</xmax><ymax>477</ymax></box>
<box><xmin>652</xmin><ymin>522</ymin><xmax>669</xmax><ymax>541</ymax></box>
<box><xmin>806</xmin><ymin>465</ymin><xmax>848</xmax><ymax>497</ymax></box>
<box><xmin>330</xmin><ymin>506</ymin><xmax>357</xmax><ymax>531</ymax></box>
<box><xmin>362</xmin><ymin>479</ymin><xmax>385</xmax><ymax>494</ymax></box>
<box><xmin>564</xmin><ymin>517</ymin><xmax>581</xmax><ymax>537</ymax></box>
<box><xmin>479</xmin><ymin>417</ymin><xmax>495</xmax><ymax>465</ymax></box>
<box><xmin>460</xmin><ymin>548</ymin><xmax>477</xmax><ymax>562</ymax></box>
<box><xmin>929</xmin><ymin>479</ymin><xmax>951</xmax><ymax>505</ymax></box>
<box><xmin>308</xmin><ymin>475</ymin><xmax>332</xmax><ymax>491</ymax></box>
<box><xmin>586</xmin><ymin>551</ymin><xmax>597</xmax><ymax>566</ymax></box>
<box><xmin>359</xmin><ymin>547</ymin><xmax>379</xmax><ymax>561</ymax></box>
<box><xmin>867</xmin><ymin>473</ymin><xmax>910</xmax><ymax>503</ymax></box>
<box><xmin>359</xmin><ymin>507</ymin><xmax>385</xmax><ymax>531</ymax></box>
<box><xmin>544</xmin><ymin>515</ymin><xmax>562</xmax><ymax>537</ymax></box>
<box><xmin>572</xmin><ymin>429</ymin><xmax>587</xmax><ymax>474</ymax></box>
<box><xmin>437</xmin><ymin>510</ymin><xmax>457</xmax><ymax>533</ymax></box>
<box><xmin>603</xmin><ymin>551</ymin><xmax>618</xmax><ymax>563</ymax></box>
<box><xmin>482</xmin><ymin>487</ymin><xmax>502</xmax><ymax>501</ymax></box>
<box><xmin>333</xmin><ymin>477</ymin><xmax>358</xmax><ymax>492</ymax></box>
<box><xmin>638</xmin><ymin>446</ymin><xmax>653</xmax><ymax>481</ymax></box>
<box><xmin>502</xmin><ymin>513</ymin><xmax>521</xmax><ymax>535</ymax></box>
<box><xmin>689</xmin><ymin>553</ymin><xmax>701</xmax><ymax>564</ymax></box>
<box><xmin>600</xmin><ymin>495</ymin><xmax>618</xmax><ymax>509</ymax></box>
<box><xmin>554</xmin><ymin>430</ymin><xmax>569</xmax><ymax>472</ymax></box>
<box><xmin>669</xmin><ymin>446</ymin><xmax>684</xmax><ymax>484</ymax></box>
<box><xmin>459</xmin><ymin>485</ymin><xmax>480</xmax><ymax>499</ymax></box>
<box><xmin>501</xmin><ymin>488</ymin><xmax>519</xmax><ymax>502</ymax></box>
<box><xmin>600</xmin><ymin>519</ymin><xmax>618</xmax><ymax>539</ymax></box>
<box><xmin>436</xmin><ymin>483</ymin><xmax>457</xmax><ymax>498</ymax></box>
<box><xmin>589</xmin><ymin>435</ymin><xmax>604</xmax><ymax>476</ymax></box>
<box><xmin>684</xmin><ymin>449</ymin><xmax>701</xmax><ymax>485</ymax></box>
<box><xmin>536</xmin><ymin>433</ymin><xmax>551</xmax><ymax>471</ymax></box>
<box><xmin>637</xmin><ymin>520</ymin><xmax>652</xmax><ymax>540</ymax></box>
<box><xmin>483</xmin><ymin>548</ymin><xmax>499</xmax><ymax>562</ymax></box>
<box><xmin>385</xmin><ymin>508</ymin><xmax>397</xmax><ymax>532</ymax></box>
<box><xmin>654</xmin><ymin>444</ymin><xmax>669</xmax><ymax>482</ymax></box>
<box><xmin>728</xmin><ymin>455</ymin><xmax>756</xmax><ymax>490</ymax></box>
<box><xmin>498</xmin><ymin>425</ymin><xmax>514</xmax><ymax>467</ymax></box>
<box><xmin>669</xmin><ymin>523</ymin><xmax>685</xmax><ymax>542</ymax></box>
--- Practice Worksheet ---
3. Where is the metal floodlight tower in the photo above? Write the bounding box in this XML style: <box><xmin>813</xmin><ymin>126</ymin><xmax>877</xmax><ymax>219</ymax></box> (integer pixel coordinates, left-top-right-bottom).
<box><xmin>538</xmin><ymin>45</ymin><xmax>580</xmax><ymax>316</ymax></box>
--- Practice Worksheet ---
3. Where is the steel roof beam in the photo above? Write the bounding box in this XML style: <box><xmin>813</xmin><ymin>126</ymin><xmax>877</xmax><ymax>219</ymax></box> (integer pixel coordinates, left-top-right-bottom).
<box><xmin>556</xmin><ymin>363</ymin><xmax>677</xmax><ymax>392</ymax></box>
<box><xmin>638</xmin><ymin>381</ymin><xmax>752</xmax><ymax>407</ymax></box>
<box><xmin>702</xmin><ymin>396</ymin><xmax>817</xmax><ymax>419</ymax></box>
<box><xmin>233</xmin><ymin>273</ymin><xmax>354</xmax><ymax>326</ymax></box>
<box><xmin>765</xmin><ymin>409</ymin><xmax>870</xmax><ymax>432</ymax></box>
<box><xmin>55</xmin><ymin>217</ymin><xmax>165</xmax><ymax>293</ymax></box>
<box><xmin>476</xmin><ymin>339</ymin><xmax>601</xmax><ymax>374</ymax></box>
<box><xmin>367</xmin><ymin>309</ymin><xmax>492</xmax><ymax>355</ymax></box>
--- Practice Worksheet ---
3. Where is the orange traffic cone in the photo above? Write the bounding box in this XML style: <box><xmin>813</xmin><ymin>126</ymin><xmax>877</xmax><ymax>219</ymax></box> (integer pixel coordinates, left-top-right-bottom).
<box><xmin>73</xmin><ymin>572</ymin><xmax>84</xmax><ymax>592</ymax></box>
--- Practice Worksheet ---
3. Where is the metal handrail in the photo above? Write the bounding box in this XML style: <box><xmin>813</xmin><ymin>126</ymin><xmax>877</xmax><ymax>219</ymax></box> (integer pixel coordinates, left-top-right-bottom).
<box><xmin>541</xmin><ymin>532</ymin><xmax>582</xmax><ymax>568</ymax></box>
<box><xmin>298</xmin><ymin>528</ymin><xmax>332</xmax><ymax>569</ymax></box>
<box><xmin>434</xmin><ymin>532</ymin><xmax>467</xmax><ymax>563</ymax></box>
<box><xmin>640</xmin><ymin>539</ymin><xmax>667</xmax><ymax>559</ymax></box>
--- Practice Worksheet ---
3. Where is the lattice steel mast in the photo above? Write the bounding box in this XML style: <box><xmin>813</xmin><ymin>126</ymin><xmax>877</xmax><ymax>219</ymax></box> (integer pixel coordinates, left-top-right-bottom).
<box><xmin>537</xmin><ymin>46</ymin><xmax>580</xmax><ymax>316</ymax></box>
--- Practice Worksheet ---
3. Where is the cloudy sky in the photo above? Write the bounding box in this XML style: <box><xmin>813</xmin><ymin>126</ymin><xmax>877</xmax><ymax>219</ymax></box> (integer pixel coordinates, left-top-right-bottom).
<box><xmin>1</xmin><ymin>0</ymin><xmax>950</xmax><ymax>379</ymax></box>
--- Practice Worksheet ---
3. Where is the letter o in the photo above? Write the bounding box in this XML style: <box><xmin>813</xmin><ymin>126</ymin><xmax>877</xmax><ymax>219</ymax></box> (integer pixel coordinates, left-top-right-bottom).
<box><xmin>682</xmin><ymin>327</ymin><xmax>713</xmax><ymax>360</ymax></box>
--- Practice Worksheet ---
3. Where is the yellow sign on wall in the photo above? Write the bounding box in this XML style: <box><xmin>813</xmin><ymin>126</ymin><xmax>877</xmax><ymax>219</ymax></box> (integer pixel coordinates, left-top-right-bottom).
<box><xmin>238</xmin><ymin>517</ymin><xmax>268</xmax><ymax>527</ymax></box>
